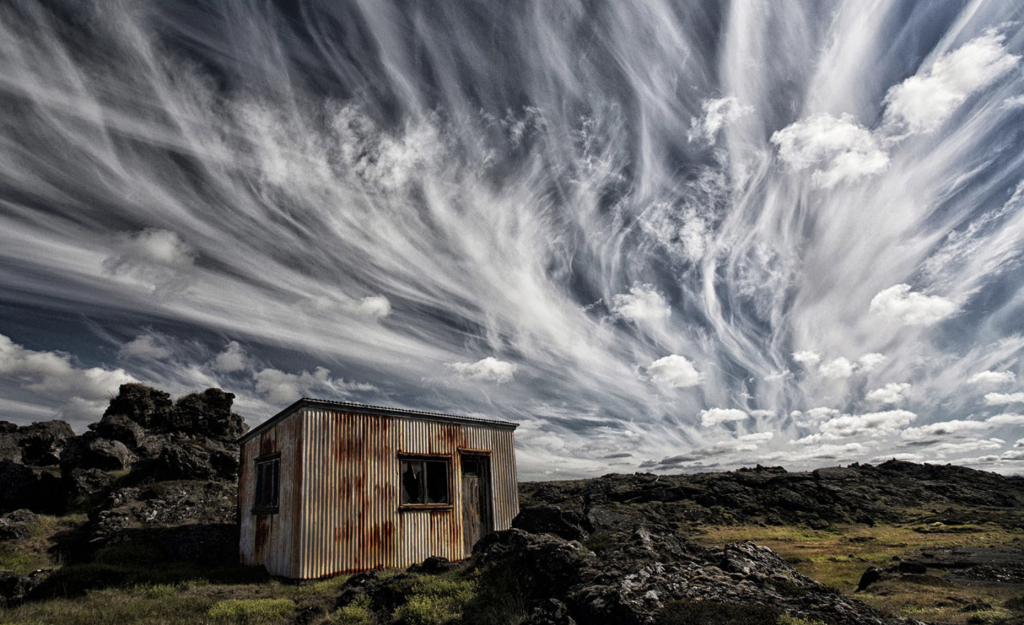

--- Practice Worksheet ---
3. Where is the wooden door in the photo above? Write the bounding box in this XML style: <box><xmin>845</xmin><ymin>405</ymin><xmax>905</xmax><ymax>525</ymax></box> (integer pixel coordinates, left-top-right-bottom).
<box><xmin>461</xmin><ymin>456</ymin><xmax>491</xmax><ymax>557</ymax></box>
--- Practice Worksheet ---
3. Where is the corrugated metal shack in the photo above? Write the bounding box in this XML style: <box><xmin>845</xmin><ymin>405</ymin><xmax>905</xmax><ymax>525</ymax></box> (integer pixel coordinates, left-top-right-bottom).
<box><xmin>237</xmin><ymin>398</ymin><xmax>519</xmax><ymax>579</ymax></box>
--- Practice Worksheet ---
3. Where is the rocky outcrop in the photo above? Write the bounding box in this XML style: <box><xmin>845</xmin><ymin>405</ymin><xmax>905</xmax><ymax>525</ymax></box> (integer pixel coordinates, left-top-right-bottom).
<box><xmin>334</xmin><ymin>524</ymin><xmax>920</xmax><ymax>625</ymax></box>
<box><xmin>0</xmin><ymin>383</ymin><xmax>249</xmax><ymax>516</ymax></box>
<box><xmin>520</xmin><ymin>461</ymin><xmax>1024</xmax><ymax>530</ymax></box>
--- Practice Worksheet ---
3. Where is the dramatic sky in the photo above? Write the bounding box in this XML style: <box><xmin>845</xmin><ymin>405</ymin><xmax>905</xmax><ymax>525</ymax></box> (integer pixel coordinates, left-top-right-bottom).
<box><xmin>3</xmin><ymin>0</ymin><xmax>1024</xmax><ymax>479</ymax></box>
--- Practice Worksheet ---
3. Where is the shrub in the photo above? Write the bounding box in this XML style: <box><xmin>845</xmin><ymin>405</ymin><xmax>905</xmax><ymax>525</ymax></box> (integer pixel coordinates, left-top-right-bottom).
<box><xmin>208</xmin><ymin>598</ymin><xmax>296</xmax><ymax>624</ymax></box>
<box><xmin>391</xmin><ymin>575</ymin><xmax>477</xmax><ymax>625</ymax></box>
<box><xmin>331</xmin><ymin>596</ymin><xmax>373</xmax><ymax>625</ymax></box>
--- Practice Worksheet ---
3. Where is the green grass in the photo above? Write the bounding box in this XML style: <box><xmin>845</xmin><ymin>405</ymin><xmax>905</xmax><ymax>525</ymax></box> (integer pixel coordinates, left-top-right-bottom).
<box><xmin>692</xmin><ymin>505</ymin><xmax>1024</xmax><ymax>624</ymax></box>
<box><xmin>208</xmin><ymin>599</ymin><xmax>295</xmax><ymax>624</ymax></box>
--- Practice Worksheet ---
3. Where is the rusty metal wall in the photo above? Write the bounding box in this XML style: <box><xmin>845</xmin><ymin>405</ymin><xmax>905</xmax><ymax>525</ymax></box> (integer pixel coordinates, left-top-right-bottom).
<box><xmin>299</xmin><ymin>408</ymin><xmax>518</xmax><ymax>579</ymax></box>
<box><xmin>238</xmin><ymin>411</ymin><xmax>304</xmax><ymax>577</ymax></box>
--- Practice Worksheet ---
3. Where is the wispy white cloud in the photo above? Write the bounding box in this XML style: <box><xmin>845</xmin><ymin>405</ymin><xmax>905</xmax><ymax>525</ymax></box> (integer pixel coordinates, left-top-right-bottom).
<box><xmin>687</xmin><ymin>96</ymin><xmax>752</xmax><ymax>143</ymax></box>
<box><xmin>119</xmin><ymin>334</ymin><xmax>172</xmax><ymax>360</ymax></box>
<box><xmin>253</xmin><ymin>366</ymin><xmax>376</xmax><ymax>405</ymax></box>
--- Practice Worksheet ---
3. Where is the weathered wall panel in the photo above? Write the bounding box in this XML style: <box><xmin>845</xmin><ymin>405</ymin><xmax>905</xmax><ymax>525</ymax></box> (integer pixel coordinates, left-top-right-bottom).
<box><xmin>298</xmin><ymin>408</ymin><xmax>518</xmax><ymax>578</ymax></box>
<box><xmin>238</xmin><ymin>411</ymin><xmax>304</xmax><ymax>577</ymax></box>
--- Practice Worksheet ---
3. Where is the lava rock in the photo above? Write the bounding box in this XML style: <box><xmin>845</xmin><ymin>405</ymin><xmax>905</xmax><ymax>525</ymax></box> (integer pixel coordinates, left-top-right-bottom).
<box><xmin>172</xmin><ymin>389</ymin><xmax>248</xmax><ymax>443</ymax></box>
<box><xmin>0</xmin><ymin>461</ymin><xmax>63</xmax><ymax>514</ymax></box>
<box><xmin>406</xmin><ymin>556</ymin><xmax>453</xmax><ymax>575</ymax></box>
<box><xmin>63</xmin><ymin>468</ymin><xmax>116</xmax><ymax>510</ymax></box>
<box><xmin>522</xmin><ymin>598</ymin><xmax>578</xmax><ymax>625</ymax></box>
<box><xmin>857</xmin><ymin>567</ymin><xmax>883</xmax><ymax>592</ymax></box>
<box><xmin>60</xmin><ymin>436</ymin><xmax>133</xmax><ymax>472</ymax></box>
<box><xmin>16</xmin><ymin>421</ymin><xmax>75</xmax><ymax>466</ymax></box>
<box><xmin>513</xmin><ymin>505</ymin><xmax>590</xmax><ymax>541</ymax></box>
<box><xmin>0</xmin><ymin>510</ymin><xmax>39</xmax><ymax>541</ymax></box>
<box><xmin>102</xmin><ymin>383</ymin><xmax>174</xmax><ymax>430</ymax></box>
<box><xmin>89</xmin><ymin>414</ymin><xmax>147</xmax><ymax>451</ymax></box>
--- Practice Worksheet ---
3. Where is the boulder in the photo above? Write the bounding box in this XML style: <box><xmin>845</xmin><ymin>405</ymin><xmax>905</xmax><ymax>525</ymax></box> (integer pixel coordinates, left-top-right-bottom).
<box><xmin>60</xmin><ymin>436</ymin><xmax>133</xmax><ymax>473</ymax></box>
<box><xmin>0</xmin><ymin>435</ymin><xmax>20</xmax><ymax>464</ymax></box>
<box><xmin>0</xmin><ymin>460</ymin><xmax>63</xmax><ymax>514</ymax></box>
<box><xmin>0</xmin><ymin>510</ymin><xmax>39</xmax><ymax>541</ymax></box>
<box><xmin>63</xmin><ymin>468</ymin><xmax>115</xmax><ymax>510</ymax></box>
<box><xmin>857</xmin><ymin>567</ymin><xmax>883</xmax><ymax>592</ymax></box>
<box><xmin>16</xmin><ymin>421</ymin><xmax>75</xmax><ymax>466</ymax></box>
<box><xmin>89</xmin><ymin>414</ymin><xmax>147</xmax><ymax>451</ymax></box>
<box><xmin>406</xmin><ymin>556</ymin><xmax>453</xmax><ymax>575</ymax></box>
<box><xmin>102</xmin><ymin>383</ymin><xmax>173</xmax><ymax>430</ymax></box>
<box><xmin>0</xmin><ymin>569</ymin><xmax>27</xmax><ymax>607</ymax></box>
<box><xmin>513</xmin><ymin>505</ymin><xmax>590</xmax><ymax>541</ymax></box>
<box><xmin>172</xmin><ymin>388</ymin><xmax>248</xmax><ymax>443</ymax></box>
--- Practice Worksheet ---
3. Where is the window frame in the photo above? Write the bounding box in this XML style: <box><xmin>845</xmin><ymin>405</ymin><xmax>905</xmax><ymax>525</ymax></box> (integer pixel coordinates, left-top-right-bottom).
<box><xmin>252</xmin><ymin>452</ymin><xmax>281</xmax><ymax>515</ymax></box>
<box><xmin>398</xmin><ymin>454</ymin><xmax>452</xmax><ymax>511</ymax></box>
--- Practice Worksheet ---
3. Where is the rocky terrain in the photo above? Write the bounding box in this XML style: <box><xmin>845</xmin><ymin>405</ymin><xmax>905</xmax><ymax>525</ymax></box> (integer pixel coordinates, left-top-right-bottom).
<box><xmin>0</xmin><ymin>383</ymin><xmax>247</xmax><ymax>604</ymax></box>
<box><xmin>1</xmin><ymin>385</ymin><xmax>1023</xmax><ymax>624</ymax></box>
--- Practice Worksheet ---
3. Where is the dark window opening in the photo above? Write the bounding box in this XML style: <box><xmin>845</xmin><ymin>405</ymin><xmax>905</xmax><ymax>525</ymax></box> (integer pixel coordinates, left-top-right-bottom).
<box><xmin>253</xmin><ymin>454</ymin><xmax>280</xmax><ymax>515</ymax></box>
<box><xmin>400</xmin><ymin>457</ymin><xmax>450</xmax><ymax>506</ymax></box>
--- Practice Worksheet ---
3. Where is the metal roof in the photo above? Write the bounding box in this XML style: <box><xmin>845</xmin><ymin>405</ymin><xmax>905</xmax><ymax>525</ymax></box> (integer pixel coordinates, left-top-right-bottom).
<box><xmin>238</xmin><ymin>397</ymin><xmax>519</xmax><ymax>444</ymax></box>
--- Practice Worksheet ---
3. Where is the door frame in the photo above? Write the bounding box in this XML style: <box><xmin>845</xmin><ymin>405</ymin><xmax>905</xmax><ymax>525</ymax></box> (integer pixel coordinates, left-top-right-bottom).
<box><xmin>458</xmin><ymin>451</ymin><xmax>493</xmax><ymax>555</ymax></box>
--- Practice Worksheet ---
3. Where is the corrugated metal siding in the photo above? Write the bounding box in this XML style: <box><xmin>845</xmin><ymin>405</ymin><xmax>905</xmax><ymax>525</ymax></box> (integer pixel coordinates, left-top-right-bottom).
<box><xmin>299</xmin><ymin>408</ymin><xmax>518</xmax><ymax>578</ymax></box>
<box><xmin>238</xmin><ymin>411</ymin><xmax>304</xmax><ymax>577</ymax></box>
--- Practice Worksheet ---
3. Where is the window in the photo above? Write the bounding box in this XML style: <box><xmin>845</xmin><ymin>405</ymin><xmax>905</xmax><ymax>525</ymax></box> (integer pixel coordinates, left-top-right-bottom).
<box><xmin>253</xmin><ymin>453</ymin><xmax>280</xmax><ymax>515</ymax></box>
<box><xmin>400</xmin><ymin>457</ymin><xmax>450</xmax><ymax>506</ymax></box>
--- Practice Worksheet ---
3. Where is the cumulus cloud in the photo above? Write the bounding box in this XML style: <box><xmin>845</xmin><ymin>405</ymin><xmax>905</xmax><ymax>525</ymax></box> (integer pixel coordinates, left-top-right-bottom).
<box><xmin>985</xmin><ymin>392</ymin><xmax>1024</xmax><ymax>406</ymax></box>
<box><xmin>0</xmin><ymin>333</ymin><xmax>134</xmax><ymax>424</ymax></box>
<box><xmin>857</xmin><ymin>353</ymin><xmax>888</xmax><ymax>372</ymax></box>
<box><xmin>448</xmin><ymin>357</ymin><xmax>518</xmax><ymax>383</ymax></box>
<box><xmin>738</xmin><ymin>432</ymin><xmax>774</xmax><ymax>443</ymax></box>
<box><xmin>699</xmin><ymin>408</ymin><xmax>748</xmax><ymax>427</ymax></box>
<box><xmin>212</xmin><ymin>341</ymin><xmax>248</xmax><ymax>373</ymax></box>
<box><xmin>866</xmin><ymin>382</ymin><xmax>911</xmax><ymax>405</ymax></box>
<box><xmin>819</xmin><ymin>357</ymin><xmax>855</xmax><ymax>379</ymax></box>
<box><xmin>253</xmin><ymin>365</ymin><xmax>376</xmax><ymax>405</ymax></box>
<box><xmin>901</xmin><ymin>419</ymin><xmax>988</xmax><ymax>441</ymax></box>
<box><xmin>342</xmin><ymin>295</ymin><xmax>392</xmax><ymax>319</ymax></box>
<box><xmin>770</xmin><ymin>113</ymin><xmax>889</xmax><ymax>188</ymax></box>
<box><xmin>647</xmin><ymin>355</ymin><xmax>702</xmax><ymax>388</ymax></box>
<box><xmin>102</xmin><ymin>229</ymin><xmax>196</xmax><ymax>293</ymax></box>
<box><xmin>611</xmin><ymin>284</ymin><xmax>671</xmax><ymax>324</ymax></box>
<box><xmin>687</xmin><ymin>96</ymin><xmax>752</xmax><ymax>143</ymax></box>
<box><xmin>119</xmin><ymin>334</ymin><xmax>172</xmax><ymax>360</ymax></box>
<box><xmin>870</xmin><ymin>284</ymin><xmax>957</xmax><ymax>326</ymax></box>
<box><xmin>969</xmin><ymin>370</ymin><xmax>1016</xmax><ymax>386</ymax></box>
<box><xmin>818</xmin><ymin>409</ymin><xmax>917</xmax><ymax>438</ymax></box>
<box><xmin>986</xmin><ymin>413</ymin><xmax>1024</xmax><ymax>425</ymax></box>
<box><xmin>792</xmin><ymin>351</ymin><xmax>822</xmax><ymax>367</ymax></box>
<box><xmin>792</xmin><ymin>407</ymin><xmax>840</xmax><ymax>427</ymax></box>
<box><xmin>883</xmin><ymin>32</ymin><xmax>1020</xmax><ymax>134</ymax></box>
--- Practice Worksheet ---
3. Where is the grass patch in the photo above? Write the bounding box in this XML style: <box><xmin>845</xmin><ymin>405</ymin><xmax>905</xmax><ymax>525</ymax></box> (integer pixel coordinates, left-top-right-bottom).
<box><xmin>330</xmin><ymin>596</ymin><xmax>373</xmax><ymax>625</ymax></box>
<box><xmin>208</xmin><ymin>598</ymin><xmax>295</xmax><ymax>624</ymax></box>
<box><xmin>692</xmin><ymin>505</ymin><xmax>1024</xmax><ymax>624</ymax></box>
<box><xmin>391</xmin><ymin>574</ymin><xmax>476</xmax><ymax>625</ymax></box>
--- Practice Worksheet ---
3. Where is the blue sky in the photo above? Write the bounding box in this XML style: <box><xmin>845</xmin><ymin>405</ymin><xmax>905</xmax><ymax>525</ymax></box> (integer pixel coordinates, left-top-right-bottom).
<box><xmin>2</xmin><ymin>0</ymin><xmax>1024</xmax><ymax>479</ymax></box>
